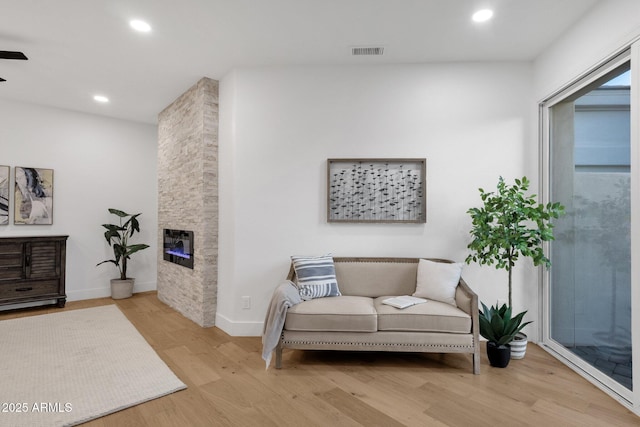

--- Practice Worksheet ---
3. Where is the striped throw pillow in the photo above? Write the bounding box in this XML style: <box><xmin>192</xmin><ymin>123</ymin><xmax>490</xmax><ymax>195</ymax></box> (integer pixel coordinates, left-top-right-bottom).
<box><xmin>291</xmin><ymin>255</ymin><xmax>341</xmax><ymax>300</ymax></box>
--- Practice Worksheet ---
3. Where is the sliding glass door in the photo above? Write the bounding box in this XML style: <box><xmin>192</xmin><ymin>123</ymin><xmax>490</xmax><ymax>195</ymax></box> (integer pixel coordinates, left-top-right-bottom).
<box><xmin>545</xmin><ymin>55</ymin><xmax>632</xmax><ymax>399</ymax></box>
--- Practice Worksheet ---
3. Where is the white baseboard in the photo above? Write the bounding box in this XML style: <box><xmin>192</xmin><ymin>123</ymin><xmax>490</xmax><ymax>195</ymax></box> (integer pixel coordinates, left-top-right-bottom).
<box><xmin>0</xmin><ymin>282</ymin><xmax>263</xmax><ymax>338</ymax></box>
<box><xmin>67</xmin><ymin>287</ymin><xmax>110</xmax><ymax>301</ymax></box>
<box><xmin>67</xmin><ymin>281</ymin><xmax>157</xmax><ymax>302</ymax></box>
<box><xmin>0</xmin><ymin>283</ymin><xmax>158</xmax><ymax>312</ymax></box>
<box><xmin>215</xmin><ymin>312</ymin><xmax>262</xmax><ymax>337</ymax></box>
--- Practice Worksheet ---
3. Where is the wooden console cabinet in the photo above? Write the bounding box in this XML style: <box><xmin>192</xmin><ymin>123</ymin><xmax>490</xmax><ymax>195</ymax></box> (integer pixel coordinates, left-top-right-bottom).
<box><xmin>0</xmin><ymin>235</ymin><xmax>68</xmax><ymax>308</ymax></box>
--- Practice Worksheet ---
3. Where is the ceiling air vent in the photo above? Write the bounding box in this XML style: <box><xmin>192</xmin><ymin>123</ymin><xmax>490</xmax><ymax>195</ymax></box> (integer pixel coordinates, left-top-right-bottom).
<box><xmin>351</xmin><ymin>46</ymin><xmax>384</xmax><ymax>56</ymax></box>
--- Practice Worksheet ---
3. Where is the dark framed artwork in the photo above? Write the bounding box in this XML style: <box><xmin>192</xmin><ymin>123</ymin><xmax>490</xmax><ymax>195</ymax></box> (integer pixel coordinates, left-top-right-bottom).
<box><xmin>327</xmin><ymin>158</ymin><xmax>426</xmax><ymax>223</ymax></box>
<box><xmin>14</xmin><ymin>167</ymin><xmax>54</xmax><ymax>225</ymax></box>
<box><xmin>0</xmin><ymin>165</ymin><xmax>8</xmax><ymax>225</ymax></box>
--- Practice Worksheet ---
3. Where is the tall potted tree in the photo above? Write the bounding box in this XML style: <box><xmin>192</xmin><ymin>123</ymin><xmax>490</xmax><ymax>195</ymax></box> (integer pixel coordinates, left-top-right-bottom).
<box><xmin>466</xmin><ymin>176</ymin><xmax>565</xmax><ymax>359</ymax></box>
<box><xmin>97</xmin><ymin>208</ymin><xmax>149</xmax><ymax>299</ymax></box>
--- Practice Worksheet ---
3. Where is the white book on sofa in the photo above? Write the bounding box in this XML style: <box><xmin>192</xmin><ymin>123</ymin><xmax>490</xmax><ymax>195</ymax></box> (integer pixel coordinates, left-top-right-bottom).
<box><xmin>382</xmin><ymin>295</ymin><xmax>427</xmax><ymax>309</ymax></box>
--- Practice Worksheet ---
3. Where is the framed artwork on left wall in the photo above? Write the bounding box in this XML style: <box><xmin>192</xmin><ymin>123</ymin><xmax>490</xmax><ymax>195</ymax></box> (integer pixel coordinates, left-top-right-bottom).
<box><xmin>0</xmin><ymin>165</ymin><xmax>8</xmax><ymax>225</ymax></box>
<box><xmin>14</xmin><ymin>166</ymin><xmax>54</xmax><ymax>225</ymax></box>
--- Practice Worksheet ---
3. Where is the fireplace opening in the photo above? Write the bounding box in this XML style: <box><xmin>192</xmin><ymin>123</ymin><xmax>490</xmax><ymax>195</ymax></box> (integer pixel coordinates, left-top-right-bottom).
<box><xmin>163</xmin><ymin>229</ymin><xmax>194</xmax><ymax>269</ymax></box>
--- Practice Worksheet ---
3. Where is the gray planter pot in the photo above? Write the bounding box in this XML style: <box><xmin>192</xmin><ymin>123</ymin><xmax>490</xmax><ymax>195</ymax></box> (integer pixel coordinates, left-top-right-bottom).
<box><xmin>510</xmin><ymin>332</ymin><xmax>528</xmax><ymax>359</ymax></box>
<box><xmin>110</xmin><ymin>278</ymin><xmax>134</xmax><ymax>299</ymax></box>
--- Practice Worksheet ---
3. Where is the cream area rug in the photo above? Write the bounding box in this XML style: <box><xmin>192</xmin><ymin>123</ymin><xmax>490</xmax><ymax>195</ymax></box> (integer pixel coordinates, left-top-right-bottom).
<box><xmin>0</xmin><ymin>305</ymin><xmax>186</xmax><ymax>427</ymax></box>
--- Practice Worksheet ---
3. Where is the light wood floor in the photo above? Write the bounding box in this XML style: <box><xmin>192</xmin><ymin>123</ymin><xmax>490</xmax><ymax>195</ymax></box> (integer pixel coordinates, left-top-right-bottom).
<box><xmin>1</xmin><ymin>292</ymin><xmax>638</xmax><ymax>426</ymax></box>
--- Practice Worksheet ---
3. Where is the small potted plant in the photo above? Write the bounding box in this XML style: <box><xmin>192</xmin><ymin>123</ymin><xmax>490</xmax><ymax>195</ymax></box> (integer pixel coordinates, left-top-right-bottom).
<box><xmin>466</xmin><ymin>176</ymin><xmax>565</xmax><ymax>359</ymax></box>
<box><xmin>97</xmin><ymin>208</ymin><xmax>149</xmax><ymax>299</ymax></box>
<box><xmin>479</xmin><ymin>302</ymin><xmax>531</xmax><ymax>367</ymax></box>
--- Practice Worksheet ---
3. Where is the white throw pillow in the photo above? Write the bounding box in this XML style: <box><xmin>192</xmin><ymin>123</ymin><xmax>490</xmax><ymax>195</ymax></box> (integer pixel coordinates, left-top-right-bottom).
<box><xmin>412</xmin><ymin>259</ymin><xmax>462</xmax><ymax>307</ymax></box>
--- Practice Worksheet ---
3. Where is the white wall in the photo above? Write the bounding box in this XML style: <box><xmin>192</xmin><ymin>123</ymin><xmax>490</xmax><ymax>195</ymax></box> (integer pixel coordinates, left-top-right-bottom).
<box><xmin>218</xmin><ymin>62</ymin><xmax>534</xmax><ymax>336</ymax></box>
<box><xmin>534</xmin><ymin>0</ymin><xmax>640</xmax><ymax>101</ymax></box>
<box><xmin>0</xmin><ymin>99</ymin><xmax>158</xmax><ymax>303</ymax></box>
<box><xmin>534</xmin><ymin>0</ymin><xmax>640</xmax><ymax>411</ymax></box>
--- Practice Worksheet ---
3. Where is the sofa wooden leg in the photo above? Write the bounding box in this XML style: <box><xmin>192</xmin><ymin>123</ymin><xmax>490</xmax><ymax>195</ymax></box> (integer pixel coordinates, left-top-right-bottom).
<box><xmin>473</xmin><ymin>350</ymin><xmax>480</xmax><ymax>374</ymax></box>
<box><xmin>275</xmin><ymin>341</ymin><xmax>283</xmax><ymax>369</ymax></box>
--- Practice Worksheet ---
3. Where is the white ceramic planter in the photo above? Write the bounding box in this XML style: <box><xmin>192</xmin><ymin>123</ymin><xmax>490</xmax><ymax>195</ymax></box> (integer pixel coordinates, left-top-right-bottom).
<box><xmin>510</xmin><ymin>332</ymin><xmax>528</xmax><ymax>359</ymax></box>
<box><xmin>110</xmin><ymin>278</ymin><xmax>134</xmax><ymax>299</ymax></box>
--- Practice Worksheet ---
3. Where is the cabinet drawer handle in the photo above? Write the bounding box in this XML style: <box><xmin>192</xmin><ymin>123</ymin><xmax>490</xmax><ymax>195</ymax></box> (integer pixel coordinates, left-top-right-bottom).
<box><xmin>15</xmin><ymin>287</ymin><xmax>33</xmax><ymax>292</ymax></box>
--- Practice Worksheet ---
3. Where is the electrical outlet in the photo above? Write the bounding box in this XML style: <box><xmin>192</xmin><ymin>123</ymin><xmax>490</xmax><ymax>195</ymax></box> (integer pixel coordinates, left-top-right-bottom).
<box><xmin>241</xmin><ymin>296</ymin><xmax>251</xmax><ymax>310</ymax></box>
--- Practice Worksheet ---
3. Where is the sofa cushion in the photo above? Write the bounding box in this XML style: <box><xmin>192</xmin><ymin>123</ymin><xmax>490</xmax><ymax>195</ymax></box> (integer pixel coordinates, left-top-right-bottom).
<box><xmin>285</xmin><ymin>296</ymin><xmax>377</xmax><ymax>332</ymax></box>
<box><xmin>412</xmin><ymin>259</ymin><xmax>462</xmax><ymax>306</ymax></box>
<box><xmin>334</xmin><ymin>259</ymin><xmax>418</xmax><ymax>297</ymax></box>
<box><xmin>374</xmin><ymin>296</ymin><xmax>471</xmax><ymax>333</ymax></box>
<box><xmin>291</xmin><ymin>254</ymin><xmax>341</xmax><ymax>300</ymax></box>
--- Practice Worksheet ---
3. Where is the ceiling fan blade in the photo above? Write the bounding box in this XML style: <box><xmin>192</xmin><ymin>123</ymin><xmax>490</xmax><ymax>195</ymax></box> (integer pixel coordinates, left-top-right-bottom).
<box><xmin>0</xmin><ymin>51</ymin><xmax>28</xmax><ymax>60</ymax></box>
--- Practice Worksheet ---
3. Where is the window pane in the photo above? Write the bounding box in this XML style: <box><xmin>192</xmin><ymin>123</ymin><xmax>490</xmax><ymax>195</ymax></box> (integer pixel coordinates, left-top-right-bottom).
<box><xmin>550</xmin><ymin>67</ymin><xmax>632</xmax><ymax>391</ymax></box>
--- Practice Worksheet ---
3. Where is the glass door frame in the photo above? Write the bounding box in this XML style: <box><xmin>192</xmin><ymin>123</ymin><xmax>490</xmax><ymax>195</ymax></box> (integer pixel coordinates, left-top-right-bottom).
<box><xmin>539</xmin><ymin>47</ymin><xmax>637</xmax><ymax>409</ymax></box>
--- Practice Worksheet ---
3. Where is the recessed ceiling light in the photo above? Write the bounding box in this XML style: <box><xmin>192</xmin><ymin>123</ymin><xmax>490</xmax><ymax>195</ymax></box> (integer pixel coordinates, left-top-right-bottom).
<box><xmin>129</xmin><ymin>19</ymin><xmax>152</xmax><ymax>33</ymax></box>
<box><xmin>93</xmin><ymin>95</ymin><xmax>109</xmax><ymax>103</ymax></box>
<box><xmin>472</xmin><ymin>9</ymin><xmax>494</xmax><ymax>23</ymax></box>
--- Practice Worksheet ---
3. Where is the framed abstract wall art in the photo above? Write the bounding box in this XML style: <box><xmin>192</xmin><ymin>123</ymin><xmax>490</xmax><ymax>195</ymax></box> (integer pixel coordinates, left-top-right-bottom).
<box><xmin>0</xmin><ymin>165</ymin><xmax>8</xmax><ymax>225</ymax></box>
<box><xmin>14</xmin><ymin>166</ymin><xmax>54</xmax><ymax>225</ymax></box>
<box><xmin>327</xmin><ymin>158</ymin><xmax>426</xmax><ymax>223</ymax></box>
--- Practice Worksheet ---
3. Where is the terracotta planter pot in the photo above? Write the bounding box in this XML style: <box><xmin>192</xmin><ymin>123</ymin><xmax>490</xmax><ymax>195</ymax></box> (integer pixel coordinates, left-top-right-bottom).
<box><xmin>110</xmin><ymin>278</ymin><xmax>134</xmax><ymax>299</ymax></box>
<box><xmin>487</xmin><ymin>341</ymin><xmax>511</xmax><ymax>368</ymax></box>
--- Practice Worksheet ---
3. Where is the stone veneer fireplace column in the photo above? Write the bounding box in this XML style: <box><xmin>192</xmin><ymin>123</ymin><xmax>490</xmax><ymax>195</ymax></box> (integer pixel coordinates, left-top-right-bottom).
<box><xmin>157</xmin><ymin>77</ymin><xmax>218</xmax><ymax>327</ymax></box>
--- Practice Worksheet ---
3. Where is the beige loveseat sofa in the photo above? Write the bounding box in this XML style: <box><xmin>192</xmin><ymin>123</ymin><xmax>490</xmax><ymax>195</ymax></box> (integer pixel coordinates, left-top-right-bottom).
<box><xmin>275</xmin><ymin>257</ymin><xmax>480</xmax><ymax>374</ymax></box>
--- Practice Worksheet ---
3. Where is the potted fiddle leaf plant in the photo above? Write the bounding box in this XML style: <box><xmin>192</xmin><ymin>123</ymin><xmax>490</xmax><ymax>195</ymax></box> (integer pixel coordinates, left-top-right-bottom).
<box><xmin>466</xmin><ymin>176</ymin><xmax>565</xmax><ymax>359</ymax></box>
<box><xmin>479</xmin><ymin>302</ymin><xmax>532</xmax><ymax>367</ymax></box>
<box><xmin>97</xmin><ymin>208</ymin><xmax>149</xmax><ymax>299</ymax></box>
